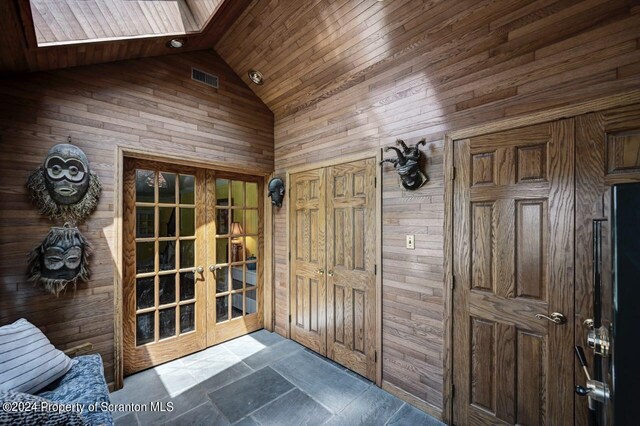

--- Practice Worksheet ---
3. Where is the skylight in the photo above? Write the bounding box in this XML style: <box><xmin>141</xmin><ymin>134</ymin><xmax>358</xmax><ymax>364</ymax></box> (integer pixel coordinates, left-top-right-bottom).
<box><xmin>29</xmin><ymin>0</ymin><xmax>223</xmax><ymax>47</ymax></box>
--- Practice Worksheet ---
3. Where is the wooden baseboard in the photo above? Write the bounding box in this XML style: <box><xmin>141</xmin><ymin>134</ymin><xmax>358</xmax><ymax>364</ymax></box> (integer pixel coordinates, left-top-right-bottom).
<box><xmin>381</xmin><ymin>380</ymin><xmax>443</xmax><ymax>421</ymax></box>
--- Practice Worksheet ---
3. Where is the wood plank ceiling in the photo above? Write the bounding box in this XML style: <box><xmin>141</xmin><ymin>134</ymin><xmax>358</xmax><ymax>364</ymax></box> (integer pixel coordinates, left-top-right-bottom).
<box><xmin>215</xmin><ymin>0</ymin><xmax>636</xmax><ymax>120</ymax></box>
<box><xmin>0</xmin><ymin>0</ymin><xmax>251</xmax><ymax>73</ymax></box>
<box><xmin>30</xmin><ymin>0</ymin><xmax>223</xmax><ymax>46</ymax></box>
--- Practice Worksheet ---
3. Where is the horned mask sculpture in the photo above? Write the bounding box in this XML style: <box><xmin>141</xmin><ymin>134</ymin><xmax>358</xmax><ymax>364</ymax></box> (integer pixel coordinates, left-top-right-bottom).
<box><xmin>268</xmin><ymin>177</ymin><xmax>285</xmax><ymax>208</ymax></box>
<box><xmin>380</xmin><ymin>139</ymin><xmax>428</xmax><ymax>190</ymax></box>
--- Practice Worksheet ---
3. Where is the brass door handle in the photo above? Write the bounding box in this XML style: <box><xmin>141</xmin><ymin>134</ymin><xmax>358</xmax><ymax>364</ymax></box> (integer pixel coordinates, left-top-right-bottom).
<box><xmin>327</xmin><ymin>270</ymin><xmax>334</xmax><ymax>277</ymax></box>
<box><xmin>317</xmin><ymin>269</ymin><xmax>324</xmax><ymax>275</ymax></box>
<box><xmin>535</xmin><ymin>312</ymin><xmax>567</xmax><ymax>324</ymax></box>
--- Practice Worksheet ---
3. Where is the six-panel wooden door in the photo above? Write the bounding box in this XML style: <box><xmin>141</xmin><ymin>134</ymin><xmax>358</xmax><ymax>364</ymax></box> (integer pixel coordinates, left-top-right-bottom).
<box><xmin>290</xmin><ymin>158</ymin><xmax>377</xmax><ymax>380</ymax></box>
<box><xmin>289</xmin><ymin>168</ymin><xmax>327</xmax><ymax>355</ymax></box>
<box><xmin>326</xmin><ymin>159</ymin><xmax>377</xmax><ymax>380</ymax></box>
<box><xmin>453</xmin><ymin>121</ymin><xmax>575</xmax><ymax>425</ymax></box>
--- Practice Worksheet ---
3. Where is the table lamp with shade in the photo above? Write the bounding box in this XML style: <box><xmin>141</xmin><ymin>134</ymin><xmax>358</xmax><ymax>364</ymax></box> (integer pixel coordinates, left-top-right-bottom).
<box><xmin>231</xmin><ymin>222</ymin><xmax>244</xmax><ymax>262</ymax></box>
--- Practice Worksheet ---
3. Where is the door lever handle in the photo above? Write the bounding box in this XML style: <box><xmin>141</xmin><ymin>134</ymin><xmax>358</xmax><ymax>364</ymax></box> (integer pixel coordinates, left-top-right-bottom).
<box><xmin>535</xmin><ymin>312</ymin><xmax>567</xmax><ymax>324</ymax></box>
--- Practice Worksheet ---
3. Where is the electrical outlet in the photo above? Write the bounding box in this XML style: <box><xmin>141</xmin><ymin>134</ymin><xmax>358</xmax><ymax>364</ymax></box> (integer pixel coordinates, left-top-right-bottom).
<box><xmin>406</xmin><ymin>235</ymin><xmax>415</xmax><ymax>250</ymax></box>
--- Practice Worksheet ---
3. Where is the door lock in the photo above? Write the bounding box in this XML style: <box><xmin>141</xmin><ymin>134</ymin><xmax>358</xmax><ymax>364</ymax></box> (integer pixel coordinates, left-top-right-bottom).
<box><xmin>575</xmin><ymin>346</ymin><xmax>610</xmax><ymax>408</ymax></box>
<box><xmin>584</xmin><ymin>319</ymin><xmax>610</xmax><ymax>357</ymax></box>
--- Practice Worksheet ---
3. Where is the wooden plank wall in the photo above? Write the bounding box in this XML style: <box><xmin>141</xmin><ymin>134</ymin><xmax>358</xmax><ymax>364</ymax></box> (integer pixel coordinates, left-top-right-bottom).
<box><xmin>215</xmin><ymin>0</ymin><xmax>640</xmax><ymax>414</ymax></box>
<box><xmin>0</xmin><ymin>50</ymin><xmax>274</xmax><ymax>387</ymax></box>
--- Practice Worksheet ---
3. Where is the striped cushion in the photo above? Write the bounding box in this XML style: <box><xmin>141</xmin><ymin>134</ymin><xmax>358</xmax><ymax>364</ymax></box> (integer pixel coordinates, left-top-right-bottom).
<box><xmin>0</xmin><ymin>318</ymin><xmax>73</xmax><ymax>394</ymax></box>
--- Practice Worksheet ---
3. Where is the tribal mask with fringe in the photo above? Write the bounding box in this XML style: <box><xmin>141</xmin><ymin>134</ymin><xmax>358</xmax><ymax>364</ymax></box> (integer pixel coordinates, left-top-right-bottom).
<box><xmin>28</xmin><ymin>225</ymin><xmax>92</xmax><ymax>296</ymax></box>
<box><xmin>27</xmin><ymin>144</ymin><xmax>101</xmax><ymax>223</ymax></box>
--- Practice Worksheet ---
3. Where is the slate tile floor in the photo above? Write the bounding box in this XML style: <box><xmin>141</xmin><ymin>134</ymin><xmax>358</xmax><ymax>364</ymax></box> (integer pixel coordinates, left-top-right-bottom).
<box><xmin>110</xmin><ymin>330</ymin><xmax>444</xmax><ymax>426</ymax></box>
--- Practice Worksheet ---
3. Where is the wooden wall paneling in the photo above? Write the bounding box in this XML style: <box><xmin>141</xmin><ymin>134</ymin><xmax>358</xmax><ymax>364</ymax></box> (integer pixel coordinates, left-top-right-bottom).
<box><xmin>0</xmin><ymin>49</ymin><xmax>273</xmax><ymax>388</ymax></box>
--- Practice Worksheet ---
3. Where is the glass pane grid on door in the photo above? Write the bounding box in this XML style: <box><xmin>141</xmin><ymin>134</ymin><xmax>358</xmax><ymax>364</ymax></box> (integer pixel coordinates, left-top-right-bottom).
<box><xmin>134</xmin><ymin>169</ymin><xmax>197</xmax><ymax>346</ymax></box>
<box><xmin>214</xmin><ymin>179</ymin><xmax>259</xmax><ymax>323</ymax></box>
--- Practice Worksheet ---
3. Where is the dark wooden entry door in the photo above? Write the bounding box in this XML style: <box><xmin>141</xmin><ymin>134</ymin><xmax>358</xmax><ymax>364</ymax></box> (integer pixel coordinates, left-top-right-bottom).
<box><xmin>452</xmin><ymin>121</ymin><xmax>575</xmax><ymax>425</ymax></box>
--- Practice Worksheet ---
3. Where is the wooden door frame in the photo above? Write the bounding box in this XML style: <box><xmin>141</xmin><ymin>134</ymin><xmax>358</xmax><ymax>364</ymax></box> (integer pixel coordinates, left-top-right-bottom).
<box><xmin>442</xmin><ymin>90</ymin><xmax>640</xmax><ymax>424</ymax></box>
<box><xmin>113</xmin><ymin>146</ymin><xmax>272</xmax><ymax>390</ymax></box>
<box><xmin>285</xmin><ymin>150</ymin><xmax>383</xmax><ymax>386</ymax></box>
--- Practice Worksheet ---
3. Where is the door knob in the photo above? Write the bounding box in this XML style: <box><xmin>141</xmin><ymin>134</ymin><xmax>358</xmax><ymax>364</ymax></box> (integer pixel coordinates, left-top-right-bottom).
<box><xmin>195</xmin><ymin>266</ymin><xmax>204</xmax><ymax>274</ymax></box>
<box><xmin>327</xmin><ymin>270</ymin><xmax>334</xmax><ymax>277</ymax></box>
<box><xmin>535</xmin><ymin>312</ymin><xmax>567</xmax><ymax>324</ymax></box>
<box><xmin>317</xmin><ymin>269</ymin><xmax>324</xmax><ymax>275</ymax></box>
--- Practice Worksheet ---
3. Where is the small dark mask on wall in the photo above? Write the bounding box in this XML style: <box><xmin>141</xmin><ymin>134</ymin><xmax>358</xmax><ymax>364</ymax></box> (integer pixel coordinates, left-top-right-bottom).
<box><xmin>27</xmin><ymin>141</ymin><xmax>102</xmax><ymax>224</ymax></box>
<box><xmin>27</xmin><ymin>225</ymin><xmax>92</xmax><ymax>296</ymax></box>
<box><xmin>268</xmin><ymin>177</ymin><xmax>285</xmax><ymax>208</ymax></box>
<box><xmin>380</xmin><ymin>139</ymin><xmax>428</xmax><ymax>190</ymax></box>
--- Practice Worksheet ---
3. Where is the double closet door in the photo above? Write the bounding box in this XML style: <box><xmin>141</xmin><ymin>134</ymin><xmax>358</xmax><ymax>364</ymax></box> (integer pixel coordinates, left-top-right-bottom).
<box><xmin>290</xmin><ymin>158</ymin><xmax>377</xmax><ymax>380</ymax></box>
<box><xmin>123</xmin><ymin>159</ymin><xmax>263</xmax><ymax>375</ymax></box>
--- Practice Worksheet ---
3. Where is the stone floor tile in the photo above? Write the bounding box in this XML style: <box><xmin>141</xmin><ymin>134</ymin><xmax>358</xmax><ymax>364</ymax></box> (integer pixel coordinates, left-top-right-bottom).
<box><xmin>386</xmin><ymin>404</ymin><xmax>445</xmax><ymax>426</ymax></box>
<box><xmin>251</xmin><ymin>388</ymin><xmax>332</xmax><ymax>426</ymax></box>
<box><xmin>208</xmin><ymin>367</ymin><xmax>294</xmax><ymax>423</ymax></box>
<box><xmin>271</xmin><ymin>350</ymin><xmax>369</xmax><ymax>413</ymax></box>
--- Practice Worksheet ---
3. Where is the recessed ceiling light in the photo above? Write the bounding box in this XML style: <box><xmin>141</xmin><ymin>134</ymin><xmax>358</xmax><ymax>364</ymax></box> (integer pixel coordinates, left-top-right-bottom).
<box><xmin>248</xmin><ymin>69</ymin><xmax>264</xmax><ymax>85</ymax></box>
<box><xmin>167</xmin><ymin>38</ymin><xmax>186</xmax><ymax>49</ymax></box>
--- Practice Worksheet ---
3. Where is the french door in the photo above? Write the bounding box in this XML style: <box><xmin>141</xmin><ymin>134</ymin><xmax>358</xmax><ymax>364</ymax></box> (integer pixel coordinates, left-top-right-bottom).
<box><xmin>452</xmin><ymin>121</ymin><xmax>574</xmax><ymax>425</ymax></box>
<box><xmin>290</xmin><ymin>158</ymin><xmax>377</xmax><ymax>381</ymax></box>
<box><xmin>123</xmin><ymin>159</ymin><xmax>263</xmax><ymax>375</ymax></box>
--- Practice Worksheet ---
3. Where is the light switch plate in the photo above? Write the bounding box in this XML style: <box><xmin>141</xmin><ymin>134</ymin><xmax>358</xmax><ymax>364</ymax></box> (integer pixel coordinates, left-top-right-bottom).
<box><xmin>406</xmin><ymin>235</ymin><xmax>415</xmax><ymax>250</ymax></box>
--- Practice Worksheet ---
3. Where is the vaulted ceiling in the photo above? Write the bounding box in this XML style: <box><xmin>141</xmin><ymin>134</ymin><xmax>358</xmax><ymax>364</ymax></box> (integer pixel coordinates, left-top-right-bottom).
<box><xmin>214</xmin><ymin>0</ymin><xmax>635</xmax><ymax>119</ymax></box>
<box><xmin>1</xmin><ymin>0</ymin><xmax>636</xmax><ymax>123</ymax></box>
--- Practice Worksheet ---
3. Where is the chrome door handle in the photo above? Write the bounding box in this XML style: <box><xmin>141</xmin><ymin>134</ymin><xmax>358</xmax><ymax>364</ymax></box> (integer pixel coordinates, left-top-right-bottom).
<box><xmin>535</xmin><ymin>312</ymin><xmax>567</xmax><ymax>324</ymax></box>
<box><xmin>327</xmin><ymin>270</ymin><xmax>334</xmax><ymax>277</ymax></box>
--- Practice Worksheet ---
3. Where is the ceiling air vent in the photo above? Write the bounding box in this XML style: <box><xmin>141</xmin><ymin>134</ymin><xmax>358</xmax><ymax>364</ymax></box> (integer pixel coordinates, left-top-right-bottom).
<box><xmin>191</xmin><ymin>68</ymin><xmax>219</xmax><ymax>88</ymax></box>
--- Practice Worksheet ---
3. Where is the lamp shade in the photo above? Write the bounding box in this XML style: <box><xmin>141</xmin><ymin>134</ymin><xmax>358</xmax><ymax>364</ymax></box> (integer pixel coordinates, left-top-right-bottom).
<box><xmin>230</xmin><ymin>222</ymin><xmax>243</xmax><ymax>236</ymax></box>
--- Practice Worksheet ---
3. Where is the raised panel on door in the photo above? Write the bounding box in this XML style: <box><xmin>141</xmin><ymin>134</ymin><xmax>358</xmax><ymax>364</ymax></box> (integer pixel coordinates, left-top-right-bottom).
<box><xmin>453</xmin><ymin>121</ymin><xmax>574</xmax><ymax>425</ymax></box>
<box><xmin>289</xmin><ymin>168</ymin><xmax>326</xmax><ymax>354</ymax></box>
<box><xmin>123</xmin><ymin>159</ymin><xmax>207</xmax><ymax>375</ymax></box>
<box><xmin>326</xmin><ymin>158</ymin><xmax>376</xmax><ymax>380</ymax></box>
